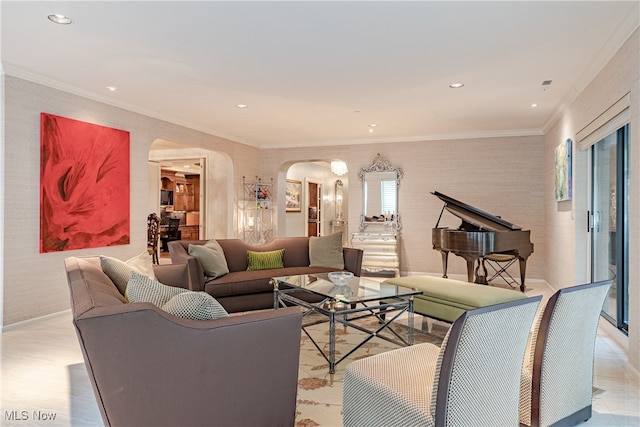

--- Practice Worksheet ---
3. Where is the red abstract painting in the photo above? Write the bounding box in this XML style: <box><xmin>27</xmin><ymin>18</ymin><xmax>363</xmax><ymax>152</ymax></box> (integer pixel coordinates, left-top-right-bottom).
<box><xmin>40</xmin><ymin>113</ymin><xmax>130</xmax><ymax>252</ymax></box>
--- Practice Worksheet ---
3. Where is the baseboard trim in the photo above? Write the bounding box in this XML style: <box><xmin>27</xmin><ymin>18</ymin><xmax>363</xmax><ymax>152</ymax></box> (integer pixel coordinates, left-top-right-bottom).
<box><xmin>2</xmin><ymin>309</ymin><xmax>71</xmax><ymax>332</ymax></box>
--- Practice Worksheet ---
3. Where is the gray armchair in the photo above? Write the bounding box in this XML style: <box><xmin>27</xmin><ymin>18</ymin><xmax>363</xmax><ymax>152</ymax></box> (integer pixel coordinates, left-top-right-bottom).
<box><xmin>65</xmin><ymin>256</ymin><xmax>303</xmax><ymax>427</ymax></box>
<box><xmin>519</xmin><ymin>280</ymin><xmax>612</xmax><ymax>427</ymax></box>
<box><xmin>342</xmin><ymin>296</ymin><xmax>542</xmax><ymax>427</ymax></box>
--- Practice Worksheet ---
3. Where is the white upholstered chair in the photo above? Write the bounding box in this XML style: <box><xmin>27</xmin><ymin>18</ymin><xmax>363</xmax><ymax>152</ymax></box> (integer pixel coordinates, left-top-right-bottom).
<box><xmin>343</xmin><ymin>296</ymin><xmax>542</xmax><ymax>427</ymax></box>
<box><xmin>519</xmin><ymin>280</ymin><xmax>612</xmax><ymax>427</ymax></box>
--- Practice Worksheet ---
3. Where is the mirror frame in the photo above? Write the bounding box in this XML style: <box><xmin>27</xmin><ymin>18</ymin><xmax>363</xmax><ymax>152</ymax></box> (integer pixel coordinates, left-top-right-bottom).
<box><xmin>359</xmin><ymin>153</ymin><xmax>403</xmax><ymax>231</ymax></box>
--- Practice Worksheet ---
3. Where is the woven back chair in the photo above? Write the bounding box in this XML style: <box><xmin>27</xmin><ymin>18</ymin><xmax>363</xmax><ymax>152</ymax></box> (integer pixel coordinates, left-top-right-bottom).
<box><xmin>519</xmin><ymin>280</ymin><xmax>612</xmax><ymax>427</ymax></box>
<box><xmin>343</xmin><ymin>295</ymin><xmax>542</xmax><ymax>427</ymax></box>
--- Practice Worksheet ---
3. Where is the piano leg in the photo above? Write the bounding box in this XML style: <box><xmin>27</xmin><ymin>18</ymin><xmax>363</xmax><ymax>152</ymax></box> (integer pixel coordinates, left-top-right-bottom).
<box><xmin>466</xmin><ymin>260</ymin><xmax>475</xmax><ymax>283</ymax></box>
<box><xmin>440</xmin><ymin>251</ymin><xmax>449</xmax><ymax>278</ymax></box>
<box><xmin>518</xmin><ymin>258</ymin><xmax>527</xmax><ymax>292</ymax></box>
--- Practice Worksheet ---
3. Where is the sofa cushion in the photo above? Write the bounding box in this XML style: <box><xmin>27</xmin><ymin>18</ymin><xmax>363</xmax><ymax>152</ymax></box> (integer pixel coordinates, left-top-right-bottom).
<box><xmin>189</xmin><ymin>241</ymin><xmax>229</xmax><ymax>279</ymax></box>
<box><xmin>126</xmin><ymin>271</ymin><xmax>186</xmax><ymax>306</ymax></box>
<box><xmin>204</xmin><ymin>266</ymin><xmax>338</xmax><ymax>298</ymax></box>
<box><xmin>100</xmin><ymin>252</ymin><xmax>156</xmax><ymax>295</ymax></box>
<box><xmin>161</xmin><ymin>291</ymin><xmax>229</xmax><ymax>320</ymax></box>
<box><xmin>247</xmin><ymin>249</ymin><xmax>285</xmax><ymax>271</ymax></box>
<box><xmin>309</xmin><ymin>232</ymin><xmax>344</xmax><ymax>270</ymax></box>
<box><xmin>384</xmin><ymin>275</ymin><xmax>526</xmax><ymax>308</ymax></box>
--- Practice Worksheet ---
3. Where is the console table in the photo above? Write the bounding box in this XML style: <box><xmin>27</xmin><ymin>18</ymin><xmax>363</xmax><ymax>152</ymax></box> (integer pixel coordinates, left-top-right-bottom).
<box><xmin>351</xmin><ymin>232</ymin><xmax>400</xmax><ymax>277</ymax></box>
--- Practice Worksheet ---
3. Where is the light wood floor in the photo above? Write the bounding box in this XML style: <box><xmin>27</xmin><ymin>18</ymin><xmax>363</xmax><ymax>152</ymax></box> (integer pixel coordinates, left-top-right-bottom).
<box><xmin>1</xmin><ymin>280</ymin><xmax>638</xmax><ymax>426</ymax></box>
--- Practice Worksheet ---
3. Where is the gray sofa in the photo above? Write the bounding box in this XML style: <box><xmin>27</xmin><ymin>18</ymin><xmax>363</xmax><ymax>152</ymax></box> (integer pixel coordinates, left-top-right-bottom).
<box><xmin>169</xmin><ymin>237</ymin><xmax>364</xmax><ymax>313</ymax></box>
<box><xmin>65</xmin><ymin>256</ymin><xmax>303</xmax><ymax>427</ymax></box>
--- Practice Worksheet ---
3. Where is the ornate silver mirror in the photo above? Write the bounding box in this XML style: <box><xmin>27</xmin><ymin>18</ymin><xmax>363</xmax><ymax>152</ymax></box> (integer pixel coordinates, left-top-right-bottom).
<box><xmin>359</xmin><ymin>153</ymin><xmax>403</xmax><ymax>231</ymax></box>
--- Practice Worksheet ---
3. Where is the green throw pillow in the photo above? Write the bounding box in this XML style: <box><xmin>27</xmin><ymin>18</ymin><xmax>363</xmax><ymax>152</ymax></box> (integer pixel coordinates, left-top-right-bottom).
<box><xmin>309</xmin><ymin>232</ymin><xmax>344</xmax><ymax>270</ymax></box>
<box><xmin>161</xmin><ymin>292</ymin><xmax>229</xmax><ymax>320</ymax></box>
<box><xmin>247</xmin><ymin>249</ymin><xmax>285</xmax><ymax>271</ymax></box>
<box><xmin>100</xmin><ymin>252</ymin><xmax>156</xmax><ymax>296</ymax></box>
<box><xmin>189</xmin><ymin>241</ymin><xmax>229</xmax><ymax>279</ymax></box>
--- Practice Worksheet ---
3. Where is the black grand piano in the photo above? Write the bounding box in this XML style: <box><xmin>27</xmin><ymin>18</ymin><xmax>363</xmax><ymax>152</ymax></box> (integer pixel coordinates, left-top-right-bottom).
<box><xmin>431</xmin><ymin>191</ymin><xmax>533</xmax><ymax>291</ymax></box>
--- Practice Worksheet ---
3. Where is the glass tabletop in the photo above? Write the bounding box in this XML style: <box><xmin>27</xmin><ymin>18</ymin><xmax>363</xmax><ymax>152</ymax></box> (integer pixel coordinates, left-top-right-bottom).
<box><xmin>273</xmin><ymin>273</ymin><xmax>421</xmax><ymax>304</ymax></box>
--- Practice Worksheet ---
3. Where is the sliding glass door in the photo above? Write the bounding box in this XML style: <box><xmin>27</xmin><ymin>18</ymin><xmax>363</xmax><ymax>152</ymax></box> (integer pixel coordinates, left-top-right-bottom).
<box><xmin>591</xmin><ymin>125</ymin><xmax>628</xmax><ymax>332</ymax></box>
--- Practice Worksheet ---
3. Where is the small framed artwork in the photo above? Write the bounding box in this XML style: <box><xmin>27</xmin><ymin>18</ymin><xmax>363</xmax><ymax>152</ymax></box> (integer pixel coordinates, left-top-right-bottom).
<box><xmin>285</xmin><ymin>179</ymin><xmax>302</xmax><ymax>212</ymax></box>
<box><xmin>554</xmin><ymin>138</ymin><xmax>572</xmax><ymax>201</ymax></box>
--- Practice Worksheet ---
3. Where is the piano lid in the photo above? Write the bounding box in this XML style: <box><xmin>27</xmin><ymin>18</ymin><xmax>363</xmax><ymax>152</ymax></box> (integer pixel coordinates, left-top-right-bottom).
<box><xmin>432</xmin><ymin>191</ymin><xmax>522</xmax><ymax>232</ymax></box>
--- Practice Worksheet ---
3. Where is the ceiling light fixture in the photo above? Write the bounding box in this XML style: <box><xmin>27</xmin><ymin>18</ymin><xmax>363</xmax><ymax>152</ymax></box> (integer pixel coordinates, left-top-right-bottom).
<box><xmin>106</xmin><ymin>86</ymin><xmax>118</xmax><ymax>92</ymax></box>
<box><xmin>48</xmin><ymin>14</ymin><xmax>73</xmax><ymax>24</ymax></box>
<box><xmin>236</xmin><ymin>104</ymin><xmax>248</xmax><ymax>109</ymax></box>
<box><xmin>449</xmin><ymin>83</ymin><xmax>464</xmax><ymax>88</ymax></box>
<box><xmin>531</xmin><ymin>103</ymin><xmax>538</xmax><ymax>108</ymax></box>
<box><xmin>330</xmin><ymin>160</ymin><xmax>348</xmax><ymax>176</ymax></box>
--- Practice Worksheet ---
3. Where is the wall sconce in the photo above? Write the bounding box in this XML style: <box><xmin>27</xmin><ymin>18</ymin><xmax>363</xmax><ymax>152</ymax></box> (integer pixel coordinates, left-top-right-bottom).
<box><xmin>331</xmin><ymin>160</ymin><xmax>348</xmax><ymax>176</ymax></box>
<box><xmin>335</xmin><ymin>180</ymin><xmax>344</xmax><ymax>220</ymax></box>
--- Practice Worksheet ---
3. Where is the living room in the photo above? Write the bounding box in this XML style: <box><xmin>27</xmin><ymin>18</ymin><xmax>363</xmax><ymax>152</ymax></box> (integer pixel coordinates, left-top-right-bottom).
<box><xmin>1</xmin><ymin>1</ymin><xmax>639</xmax><ymax>425</ymax></box>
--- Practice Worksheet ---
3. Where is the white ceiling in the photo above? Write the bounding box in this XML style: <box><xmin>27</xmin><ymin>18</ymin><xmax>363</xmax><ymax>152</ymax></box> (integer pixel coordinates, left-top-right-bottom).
<box><xmin>2</xmin><ymin>1</ymin><xmax>638</xmax><ymax>149</ymax></box>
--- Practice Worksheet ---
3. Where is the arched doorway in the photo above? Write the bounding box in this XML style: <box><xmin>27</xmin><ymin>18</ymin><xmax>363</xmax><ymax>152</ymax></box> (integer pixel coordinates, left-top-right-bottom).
<box><xmin>277</xmin><ymin>160</ymin><xmax>349</xmax><ymax>242</ymax></box>
<box><xmin>149</xmin><ymin>139</ymin><xmax>235</xmax><ymax>242</ymax></box>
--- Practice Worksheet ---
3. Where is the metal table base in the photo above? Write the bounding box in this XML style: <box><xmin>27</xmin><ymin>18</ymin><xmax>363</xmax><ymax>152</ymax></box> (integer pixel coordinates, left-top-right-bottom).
<box><xmin>273</xmin><ymin>283</ymin><xmax>415</xmax><ymax>385</ymax></box>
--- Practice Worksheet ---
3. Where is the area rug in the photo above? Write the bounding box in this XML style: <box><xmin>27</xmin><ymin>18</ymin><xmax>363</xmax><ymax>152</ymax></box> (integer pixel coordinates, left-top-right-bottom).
<box><xmin>294</xmin><ymin>314</ymin><xmax>449</xmax><ymax>426</ymax></box>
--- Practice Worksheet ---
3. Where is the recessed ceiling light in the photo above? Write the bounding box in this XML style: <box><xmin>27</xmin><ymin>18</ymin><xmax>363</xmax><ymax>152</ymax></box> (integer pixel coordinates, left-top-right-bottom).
<box><xmin>106</xmin><ymin>86</ymin><xmax>118</xmax><ymax>92</ymax></box>
<box><xmin>48</xmin><ymin>14</ymin><xmax>73</xmax><ymax>25</ymax></box>
<box><xmin>531</xmin><ymin>103</ymin><xmax>538</xmax><ymax>108</ymax></box>
<box><xmin>449</xmin><ymin>83</ymin><xmax>464</xmax><ymax>89</ymax></box>
<box><xmin>236</xmin><ymin>104</ymin><xmax>248</xmax><ymax>109</ymax></box>
<box><xmin>369</xmin><ymin>123</ymin><xmax>378</xmax><ymax>127</ymax></box>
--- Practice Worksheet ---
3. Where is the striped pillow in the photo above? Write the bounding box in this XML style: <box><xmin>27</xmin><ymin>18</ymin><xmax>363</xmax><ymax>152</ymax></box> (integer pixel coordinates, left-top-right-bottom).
<box><xmin>247</xmin><ymin>249</ymin><xmax>285</xmax><ymax>271</ymax></box>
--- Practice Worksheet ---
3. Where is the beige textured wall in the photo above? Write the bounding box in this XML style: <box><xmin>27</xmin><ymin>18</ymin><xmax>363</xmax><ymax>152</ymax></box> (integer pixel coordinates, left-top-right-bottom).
<box><xmin>261</xmin><ymin>135</ymin><xmax>545</xmax><ymax>280</ymax></box>
<box><xmin>2</xmin><ymin>75</ymin><xmax>260</xmax><ymax>325</ymax></box>
<box><xmin>544</xmin><ymin>28</ymin><xmax>639</xmax><ymax>372</ymax></box>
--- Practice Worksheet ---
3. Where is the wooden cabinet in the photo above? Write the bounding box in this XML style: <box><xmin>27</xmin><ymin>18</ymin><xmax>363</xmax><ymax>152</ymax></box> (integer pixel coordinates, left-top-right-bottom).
<box><xmin>179</xmin><ymin>225</ymin><xmax>199</xmax><ymax>240</ymax></box>
<box><xmin>161</xmin><ymin>170</ymin><xmax>199</xmax><ymax>212</ymax></box>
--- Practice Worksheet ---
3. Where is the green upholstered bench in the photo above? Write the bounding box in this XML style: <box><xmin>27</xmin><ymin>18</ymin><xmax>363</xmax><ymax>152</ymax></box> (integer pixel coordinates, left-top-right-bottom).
<box><xmin>383</xmin><ymin>275</ymin><xmax>527</xmax><ymax>323</ymax></box>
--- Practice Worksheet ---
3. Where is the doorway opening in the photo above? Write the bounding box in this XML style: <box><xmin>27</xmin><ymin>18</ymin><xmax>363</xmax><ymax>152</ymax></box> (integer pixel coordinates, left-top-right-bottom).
<box><xmin>306</xmin><ymin>179</ymin><xmax>322</xmax><ymax>237</ymax></box>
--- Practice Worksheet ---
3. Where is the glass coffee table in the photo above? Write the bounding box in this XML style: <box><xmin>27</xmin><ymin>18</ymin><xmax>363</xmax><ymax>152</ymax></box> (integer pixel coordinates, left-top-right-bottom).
<box><xmin>271</xmin><ymin>273</ymin><xmax>422</xmax><ymax>383</ymax></box>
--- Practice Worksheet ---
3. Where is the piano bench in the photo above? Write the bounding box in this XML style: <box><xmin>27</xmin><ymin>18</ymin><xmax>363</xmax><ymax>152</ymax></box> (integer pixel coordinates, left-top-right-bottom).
<box><xmin>383</xmin><ymin>275</ymin><xmax>527</xmax><ymax>323</ymax></box>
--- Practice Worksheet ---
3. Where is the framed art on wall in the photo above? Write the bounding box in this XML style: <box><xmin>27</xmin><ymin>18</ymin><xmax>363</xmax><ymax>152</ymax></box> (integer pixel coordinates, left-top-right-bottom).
<box><xmin>285</xmin><ymin>179</ymin><xmax>302</xmax><ymax>212</ymax></box>
<box><xmin>555</xmin><ymin>138</ymin><xmax>572</xmax><ymax>201</ymax></box>
<box><xmin>40</xmin><ymin>113</ymin><xmax>131</xmax><ymax>252</ymax></box>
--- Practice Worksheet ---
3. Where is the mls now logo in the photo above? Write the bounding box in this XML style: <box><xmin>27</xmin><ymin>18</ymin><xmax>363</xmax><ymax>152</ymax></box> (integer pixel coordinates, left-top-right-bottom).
<box><xmin>4</xmin><ymin>410</ymin><xmax>57</xmax><ymax>421</ymax></box>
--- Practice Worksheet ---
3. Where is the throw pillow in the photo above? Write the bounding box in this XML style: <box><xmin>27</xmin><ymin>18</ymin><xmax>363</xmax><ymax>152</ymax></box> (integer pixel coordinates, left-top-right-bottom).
<box><xmin>161</xmin><ymin>292</ymin><xmax>229</xmax><ymax>320</ymax></box>
<box><xmin>126</xmin><ymin>271</ymin><xmax>186</xmax><ymax>306</ymax></box>
<box><xmin>100</xmin><ymin>252</ymin><xmax>157</xmax><ymax>296</ymax></box>
<box><xmin>309</xmin><ymin>232</ymin><xmax>344</xmax><ymax>270</ymax></box>
<box><xmin>247</xmin><ymin>249</ymin><xmax>285</xmax><ymax>271</ymax></box>
<box><xmin>189</xmin><ymin>241</ymin><xmax>229</xmax><ymax>279</ymax></box>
